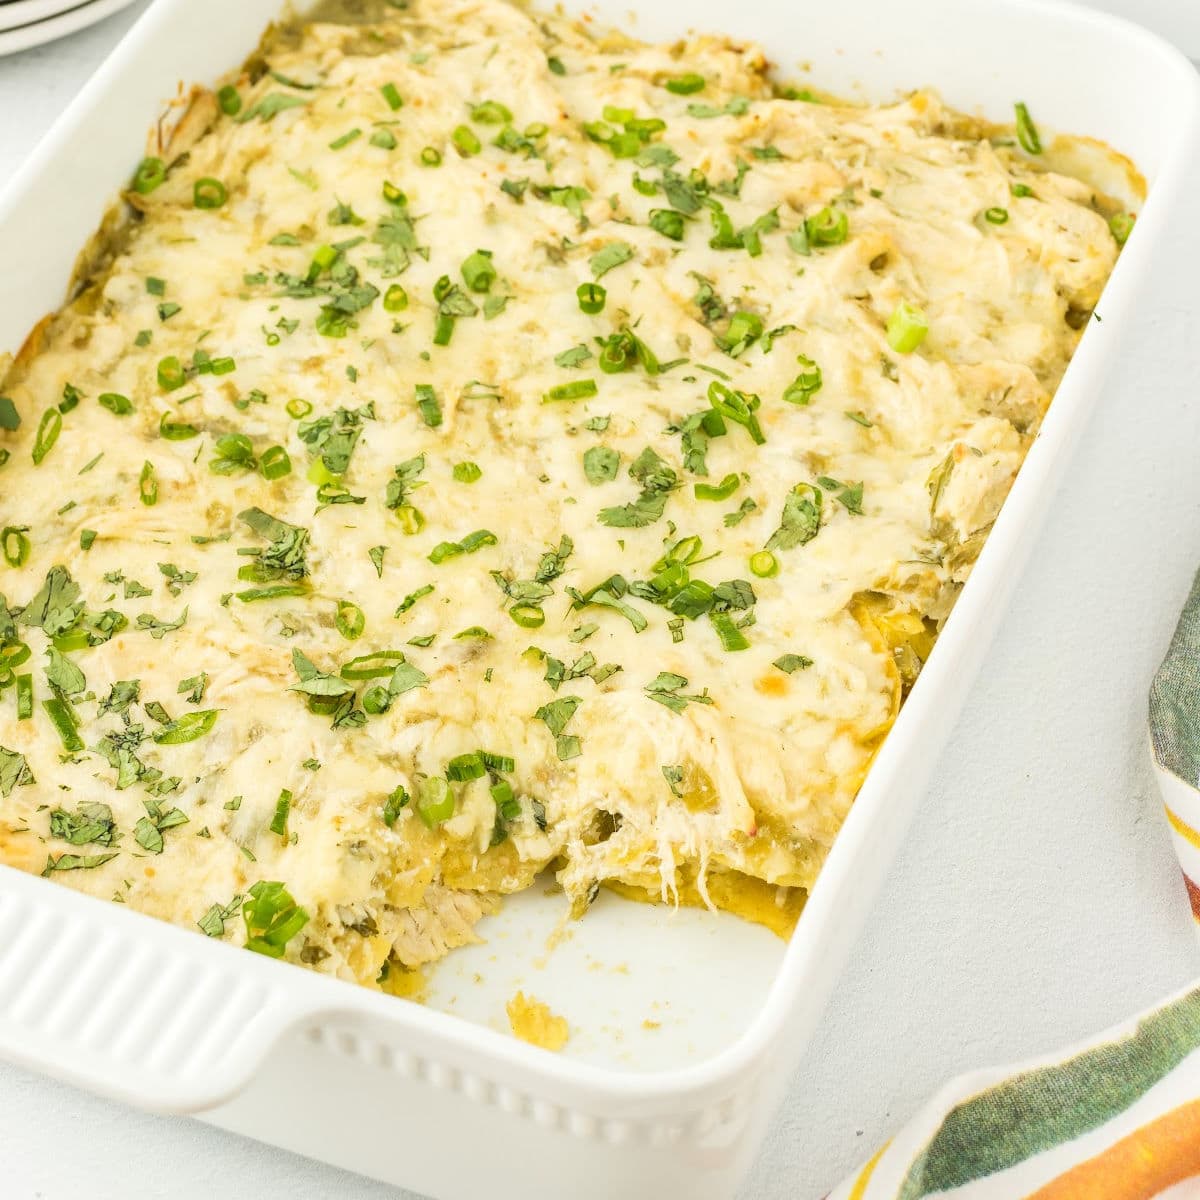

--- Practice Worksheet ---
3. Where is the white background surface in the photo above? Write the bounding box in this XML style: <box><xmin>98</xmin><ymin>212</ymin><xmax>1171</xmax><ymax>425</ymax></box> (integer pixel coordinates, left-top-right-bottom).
<box><xmin>3</xmin><ymin>3</ymin><xmax>1200</xmax><ymax>1197</ymax></box>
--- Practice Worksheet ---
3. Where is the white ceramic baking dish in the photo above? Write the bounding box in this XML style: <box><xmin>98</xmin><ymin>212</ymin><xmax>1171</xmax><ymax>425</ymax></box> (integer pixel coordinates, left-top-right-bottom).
<box><xmin>1</xmin><ymin>1</ymin><xmax>1197</xmax><ymax>1195</ymax></box>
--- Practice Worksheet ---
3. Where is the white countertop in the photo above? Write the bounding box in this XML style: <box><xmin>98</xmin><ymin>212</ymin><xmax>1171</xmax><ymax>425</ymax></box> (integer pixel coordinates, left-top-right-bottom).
<box><xmin>2</xmin><ymin>5</ymin><xmax>1199</xmax><ymax>1197</ymax></box>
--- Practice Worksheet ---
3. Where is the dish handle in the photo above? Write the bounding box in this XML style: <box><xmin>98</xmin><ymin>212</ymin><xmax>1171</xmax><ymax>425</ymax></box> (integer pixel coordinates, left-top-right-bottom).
<box><xmin>0</xmin><ymin>866</ymin><xmax>325</xmax><ymax>1113</ymax></box>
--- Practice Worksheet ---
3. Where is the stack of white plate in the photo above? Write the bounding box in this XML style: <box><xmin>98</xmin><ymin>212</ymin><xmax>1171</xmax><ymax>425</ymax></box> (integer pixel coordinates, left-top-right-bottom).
<box><xmin>0</xmin><ymin>0</ymin><xmax>139</xmax><ymax>57</ymax></box>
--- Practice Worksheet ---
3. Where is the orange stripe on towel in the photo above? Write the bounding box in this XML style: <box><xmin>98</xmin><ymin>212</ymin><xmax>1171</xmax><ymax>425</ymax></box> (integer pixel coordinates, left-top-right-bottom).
<box><xmin>1024</xmin><ymin>1099</ymin><xmax>1200</xmax><ymax>1200</ymax></box>
<box><xmin>1183</xmin><ymin>874</ymin><xmax>1200</xmax><ymax>923</ymax></box>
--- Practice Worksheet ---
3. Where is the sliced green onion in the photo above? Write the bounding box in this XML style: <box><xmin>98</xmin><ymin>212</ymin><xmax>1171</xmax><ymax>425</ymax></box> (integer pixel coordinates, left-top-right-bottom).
<box><xmin>749</xmin><ymin>550</ymin><xmax>779</xmax><ymax>578</ymax></box>
<box><xmin>630</xmin><ymin>113</ymin><xmax>665</xmax><ymax>137</ymax></box>
<box><xmin>664</xmin><ymin>73</ymin><xmax>705</xmax><ymax>95</ymax></box>
<box><xmin>471</xmin><ymin>100</ymin><xmax>512</xmax><ymax>124</ymax></box>
<box><xmin>783</xmin><ymin>355</ymin><xmax>823</xmax><ymax>405</ymax></box>
<box><xmin>260</xmin><ymin>445</ymin><xmax>292</xmax><ymax>480</ymax></box>
<box><xmin>237</xmin><ymin>584</ymin><xmax>308</xmax><ymax>603</ymax></box>
<box><xmin>433</xmin><ymin>313</ymin><xmax>455</xmax><ymax>346</ymax></box>
<box><xmin>609</xmin><ymin>131</ymin><xmax>642</xmax><ymax>157</ymax></box>
<box><xmin>416</xmin><ymin>776</ymin><xmax>455</xmax><ymax>827</ymax></box>
<box><xmin>193</xmin><ymin>177</ymin><xmax>228</xmax><ymax>209</ymax></box>
<box><xmin>453</xmin><ymin>461</ymin><xmax>482</xmax><ymax>483</ymax></box>
<box><xmin>543</xmin><ymin>379</ymin><xmax>598</xmax><ymax>403</ymax></box>
<box><xmin>1014</xmin><ymin>101</ymin><xmax>1042</xmax><ymax>155</ymax></box>
<box><xmin>510</xmin><ymin>603</ymin><xmax>545</xmax><ymax>629</ymax></box>
<box><xmin>43</xmin><ymin>698</ymin><xmax>83</xmax><ymax>752</ymax></box>
<box><xmin>420</xmin><ymin>145</ymin><xmax>442</xmax><ymax>166</ymax></box>
<box><xmin>1110</xmin><ymin>212</ymin><xmax>1135</xmax><ymax>246</ymax></box>
<box><xmin>415</xmin><ymin>384</ymin><xmax>442</xmax><ymax>428</ymax></box>
<box><xmin>804</xmin><ymin>205</ymin><xmax>849</xmax><ymax>247</ymax></box>
<box><xmin>329</xmin><ymin>128</ymin><xmax>362</xmax><ymax>150</ymax></box>
<box><xmin>481</xmin><ymin>750</ymin><xmax>515</xmax><ymax>773</ymax></box>
<box><xmin>159</xmin><ymin>412</ymin><xmax>199</xmax><ymax>440</ymax></box>
<box><xmin>446</xmin><ymin>752</ymin><xmax>487</xmax><ymax>782</ymax></box>
<box><xmin>719</xmin><ymin>310</ymin><xmax>763</xmax><ymax>354</ymax></box>
<box><xmin>983</xmin><ymin>206</ymin><xmax>1009</xmax><ymax>225</ymax></box>
<box><xmin>710</xmin><ymin>611</ymin><xmax>750</xmax><ymax>651</ymax></box>
<box><xmin>383</xmin><ymin>284</ymin><xmax>409</xmax><ymax>312</ymax></box>
<box><xmin>886</xmin><ymin>300</ymin><xmax>929</xmax><ymax>353</ymax></box>
<box><xmin>335</xmin><ymin>599</ymin><xmax>366</xmax><ymax>641</ymax></box>
<box><xmin>341</xmin><ymin>650</ymin><xmax>406</xmax><ymax>681</ymax></box>
<box><xmin>286</xmin><ymin>397</ymin><xmax>313</xmax><ymax>419</ymax></box>
<box><xmin>381</xmin><ymin>82</ymin><xmax>404</xmax><ymax>110</ymax></box>
<box><xmin>139</xmin><ymin>461</ymin><xmax>158</xmax><ymax>506</ymax></box>
<box><xmin>98</xmin><ymin>392</ymin><xmax>133</xmax><ymax>415</ymax></box>
<box><xmin>395</xmin><ymin>584</ymin><xmax>434</xmax><ymax>614</ymax></box>
<box><xmin>596</xmin><ymin>335</ymin><xmax>639</xmax><ymax>373</ymax></box>
<box><xmin>157</xmin><ymin>356</ymin><xmax>187</xmax><ymax>391</ymax></box>
<box><xmin>1011</xmin><ymin>182</ymin><xmax>1035</xmax><ymax>198</ymax></box>
<box><xmin>666</xmin><ymin>535</ymin><xmax>703</xmax><ymax>565</ymax></box>
<box><xmin>132</xmin><ymin>157</ymin><xmax>166</xmax><ymax>195</ymax></box>
<box><xmin>2</xmin><ymin>526</ymin><xmax>30</xmax><ymax>567</ymax></box>
<box><xmin>269</xmin><ymin>789</ymin><xmax>292</xmax><ymax>837</ymax></box>
<box><xmin>707</xmin><ymin>380</ymin><xmax>765</xmax><ymax>445</ymax></box>
<box><xmin>307</xmin><ymin>243</ymin><xmax>338</xmax><ymax>281</ymax></box>
<box><xmin>0</xmin><ymin>642</ymin><xmax>30</xmax><ymax>674</ymax></box>
<box><xmin>452</xmin><ymin>125</ymin><xmax>481</xmax><ymax>156</ymax></box>
<box><xmin>394</xmin><ymin>504</ymin><xmax>425</xmax><ymax>536</ymax></box>
<box><xmin>31</xmin><ymin>408</ymin><xmax>61</xmax><ymax>465</ymax></box>
<box><xmin>217</xmin><ymin>85</ymin><xmax>242</xmax><ymax>116</ymax></box>
<box><xmin>243</xmin><ymin>880</ymin><xmax>309</xmax><ymax>958</ymax></box>
<box><xmin>307</xmin><ymin>459</ymin><xmax>340</xmax><ymax>491</ymax></box>
<box><xmin>461</xmin><ymin>249</ymin><xmax>496</xmax><ymax>292</ymax></box>
<box><xmin>371</xmin><ymin>128</ymin><xmax>398</xmax><ymax>150</ymax></box>
<box><xmin>51</xmin><ymin>630</ymin><xmax>90</xmax><ymax>653</ymax></box>
<box><xmin>153</xmin><ymin>709</ymin><xmax>219</xmax><ymax>744</ymax></box>
<box><xmin>577</xmin><ymin>282</ymin><xmax>606</xmax><ymax>314</ymax></box>
<box><xmin>694</xmin><ymin>473</ymin><xmax>739</xmax><ymax>501</ymax></box>
<box><xmin>649</xmin><ymin>209</ymin><xmax>686</xmax><ymax>240</ymax></box>
<box><xmin>16</xmin><ymin>674</ymin><xmax>32</xmax><ymax>720</ymax></box>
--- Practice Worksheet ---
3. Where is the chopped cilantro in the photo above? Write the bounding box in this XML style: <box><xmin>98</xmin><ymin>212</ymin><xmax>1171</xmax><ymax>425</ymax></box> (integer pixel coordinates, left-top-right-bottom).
<box><xmin>643</xmin><ymin>672</ymin><xmax>714</xmax><ymax>713</ymax></box>
<box><xmin>766</xmin><ymin>485</ymin><xmax>822</xmax><ymax>551</ymax></box>
<box><xmin>774</xmin><ymin>654</ymin><xmax>814</xmax><ymax>674</ymax></box>
<box><xmin>590</xmin><ymin>241</ymin><xmax>634</xmax><ymax>278</ymax></box>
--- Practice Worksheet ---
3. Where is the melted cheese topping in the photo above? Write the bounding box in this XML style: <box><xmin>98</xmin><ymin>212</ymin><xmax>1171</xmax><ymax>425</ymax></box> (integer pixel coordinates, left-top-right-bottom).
<box><xmin>0</xmin><ymin>0</ymin><xmax>1127</xmax><ymax>989</ymax></box>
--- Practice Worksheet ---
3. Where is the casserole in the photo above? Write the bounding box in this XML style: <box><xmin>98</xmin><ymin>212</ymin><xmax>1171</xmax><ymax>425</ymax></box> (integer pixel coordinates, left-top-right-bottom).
<box><xmin>0</xmin><ymin>0</ymin><xmax>1130</xmax><ymax>1001</ymax></box>
<box><xmin>0</xmin><ymin>1</ymin><xmax>1196</xmax><ymax>1196</ymax></box>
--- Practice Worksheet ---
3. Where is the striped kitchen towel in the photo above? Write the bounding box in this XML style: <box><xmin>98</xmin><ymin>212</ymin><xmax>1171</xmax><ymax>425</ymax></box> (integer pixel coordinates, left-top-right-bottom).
<box><xmin>829</xmin><ymin>568</ymin><xmax>1200</xmax><ymax>1199</ymax></box>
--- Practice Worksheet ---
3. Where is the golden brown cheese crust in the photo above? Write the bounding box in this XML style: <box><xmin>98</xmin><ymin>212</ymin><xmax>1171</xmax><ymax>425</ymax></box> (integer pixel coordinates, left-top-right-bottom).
<box><xmin>0</xmin><ymin>0</ymin><xmax>1124</xmax><ymax>989</ymax></box>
